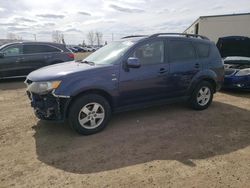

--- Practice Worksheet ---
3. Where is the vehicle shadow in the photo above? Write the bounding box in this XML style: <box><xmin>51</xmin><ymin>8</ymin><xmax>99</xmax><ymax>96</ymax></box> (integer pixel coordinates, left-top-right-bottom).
<box><xmin>0</xmin><ymin>78</ymin><xmax>26</xmax><ymax>90</ymax></box>
<box><xmin>33</xmin><ymin>101</ymin><xmax>250</xmax><ymax>174</ymax></box>
<box><xmin>220</xmin><ymin>89</ymin><xmax>250</xmax><ymax>99</ymax></box>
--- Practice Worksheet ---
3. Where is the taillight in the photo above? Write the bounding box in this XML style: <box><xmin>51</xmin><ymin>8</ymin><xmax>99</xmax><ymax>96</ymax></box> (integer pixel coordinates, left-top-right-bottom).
<box><xmin>67</xmin><ymin>53</ymin><xmax>74</xmax><ymax>59</ymax></box>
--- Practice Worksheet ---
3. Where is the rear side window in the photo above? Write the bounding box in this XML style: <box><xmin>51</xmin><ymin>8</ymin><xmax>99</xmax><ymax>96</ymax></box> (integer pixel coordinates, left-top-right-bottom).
<box><xmin>23</xmin><ymin>45</ymin><xmax>61</xmax><ymax>54</ymax></box>
<box><xmin>169</xmin><ymin>41</ymin><xmax>196</xmax><ymax>62</ymax></box>
<box><xmin>195</xmin><ymin>43</ymin><xmax>210</xmax><ymax>58</ymax></box>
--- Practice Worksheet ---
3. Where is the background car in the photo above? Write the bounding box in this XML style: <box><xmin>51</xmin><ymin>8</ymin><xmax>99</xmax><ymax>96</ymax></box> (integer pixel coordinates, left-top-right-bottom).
<box><xmin>85</xmin><ymin>46</ymin><xmax>96</xmax><ymax>52</ymax></box>
<box><xmin>68</xmin><ymin>47</ymin><xmax>78</xmax><ymax>53</ymax></box>
<box><xmin>217</xmin><ymin>36</ymin><xmax>250</xmax><ymax>90</ymax></box>
<box><xmin>71</xmin><ymin>46</ymin><xmax>87</xmax><ymax>52</ymax></box>
<box><xmin>0</xmin><ymin>41</ymin><xmax>74</xmax><ymax>79</ymax></box>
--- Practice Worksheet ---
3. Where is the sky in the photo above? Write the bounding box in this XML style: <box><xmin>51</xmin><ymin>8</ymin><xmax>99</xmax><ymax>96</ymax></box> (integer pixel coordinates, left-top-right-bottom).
<box><xmin>0</xmin><ymin>0</ymin><xmax>249</xmax><ymax>45</ymax></box>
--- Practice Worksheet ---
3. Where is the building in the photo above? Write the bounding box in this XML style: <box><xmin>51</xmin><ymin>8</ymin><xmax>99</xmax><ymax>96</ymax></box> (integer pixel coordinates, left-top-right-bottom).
<box><xmin>184</xmin><ymin>13</ymin><xmax>250</xmax><ymax>42</ymax></box>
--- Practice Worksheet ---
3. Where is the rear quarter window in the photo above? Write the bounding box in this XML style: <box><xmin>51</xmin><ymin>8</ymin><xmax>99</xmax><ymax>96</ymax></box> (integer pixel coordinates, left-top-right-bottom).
<box><xmin>194</xmin><ymin>43</ymin><xmax>210</xmax><ymax>58</ymax></box>
<box><xmin>169</xmin><ymin>40</ymin><xmax>196</xmax><ymax>62</ymax></box>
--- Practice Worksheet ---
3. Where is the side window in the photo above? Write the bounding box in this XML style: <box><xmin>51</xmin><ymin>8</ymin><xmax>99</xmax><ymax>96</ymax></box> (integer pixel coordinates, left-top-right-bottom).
<box><xmin>195</xmin><ymin>43</ymin><xmax>210</xmax><ymax>58</ymax></box>
<box><xmin>132</xmin><ymin>41</ymin><xmax>164</xmax><ymax>65</ymax></box>
<box><xmin>3</xmin><ymin>45</ymin><xmax>22</xmax><ymax>56</ymax></box>
<box><xmin>23</xmin><ymin>45</ymin><xmax>60</xmax><ymax>54</ymax></box>
<box><xmin>169</xmin><ymin>41</ymin><xmax>196</xmax><ymax>62</ymax></box>
<box><xmin>43</xmin><ymin>45</ymin><xmax>61</xmax><ymax>52</ymax></box>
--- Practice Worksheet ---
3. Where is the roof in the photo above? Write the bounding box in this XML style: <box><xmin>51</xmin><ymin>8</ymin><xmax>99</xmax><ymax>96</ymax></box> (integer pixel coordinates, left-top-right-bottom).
<box><xmin>200</xmin><ymin>12</ymin><xmax>250</xmax><ymax>19</ymax></box>
<box><xmin>0</xmin><ymin>41</ymin><xmax>65</xmax><ymax>48</ymax></box>
<box><xmin>184</xmin><ymin>12</ymin><xmax>250</xmax><ymax>33</ymax></box>
<box><xmin>121</xmin><ymin>33</ymin><xmax>210</xmax><ymax>43</ymax></box>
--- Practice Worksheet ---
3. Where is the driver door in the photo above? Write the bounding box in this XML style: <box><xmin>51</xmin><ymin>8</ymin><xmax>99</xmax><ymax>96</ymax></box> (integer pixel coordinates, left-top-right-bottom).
<box><xmin>0</xmin><ymin>44</ymin><xmax>24</xmax><ymax>78</ymax></box>
<box><xmin>118</xmin><ymin>39</ymin><xmax>171</xmax><ymax>107</ymax></box>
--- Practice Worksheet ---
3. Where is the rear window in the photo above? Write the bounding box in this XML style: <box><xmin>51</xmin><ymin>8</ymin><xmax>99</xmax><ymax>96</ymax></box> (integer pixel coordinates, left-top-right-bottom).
<box><xmin>195</xmin><ymin>43</ymin><xmax>210</xmax><ymax>58</ymax></box>
<box><xmin>169</xmin><ymin>41</ymin><xmax>196</xmax><ymax>62</ymax></box>
<box><xmin>23</xmin><ymin>45</ymin><xmax>61</xmax><ymax>54</ymax></box>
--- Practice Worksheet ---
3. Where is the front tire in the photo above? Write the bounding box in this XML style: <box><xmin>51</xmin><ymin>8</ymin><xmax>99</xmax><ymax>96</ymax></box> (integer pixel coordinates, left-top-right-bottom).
<box><xmin>190</xmin><ymin>81</ymin><xmax>214</xmax><ymax>110</ymax></box>
<box><xmin>68</xmin><ymin>94</ymin><xmax>111</xmax><ymax>135</ymax></box>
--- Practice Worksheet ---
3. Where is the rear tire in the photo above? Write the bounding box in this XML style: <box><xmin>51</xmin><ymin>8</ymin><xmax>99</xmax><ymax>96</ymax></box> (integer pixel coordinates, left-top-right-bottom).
<box><xmin>68</xmin><ymin>94</ymin><xmax>111</xmax><ymax>135</ymax></box>
<box><xmin>189</xmin><ymin>81</ymin><xmax>214</xmax><ymax>110</ymax></box>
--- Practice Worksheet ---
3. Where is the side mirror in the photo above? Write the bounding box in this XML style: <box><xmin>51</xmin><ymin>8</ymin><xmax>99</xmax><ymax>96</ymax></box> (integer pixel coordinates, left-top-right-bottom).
<box><xmin>126</xmin><ymin>57</ymin><xmax>141</xmax><ymax>68</ymax></box>
<box><xmin>0</xmin><ymin>52</ymin><xmax>4</xmax><ymax>58</ymax></box>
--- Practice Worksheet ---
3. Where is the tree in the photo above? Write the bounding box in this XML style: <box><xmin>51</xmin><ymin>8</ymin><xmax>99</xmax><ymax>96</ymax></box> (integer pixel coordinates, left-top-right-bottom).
<box><xmin>61</xmin><ymin>34</ymin><xmax>65</xmax><ymax>44</ymax></box>
<box><xmin>82</xmin><ymin>40</ymin><xmax>86</xmax><ymax>47</ymax></box>
<box><xmin>86</xmin><ymin>31</ymin><xmax>96</xmax><ymax>46</ymax></box>
<box><xmin>95</xmin><ymin>31</ymin><xmax>103</xmax><ymax>46</ymax></box>
<box><xmin>52</xmin><ymin>30</ymin><xmax>65</xmax><ymax>43</ymax></box>
<box><xmin>6</xmin><ymin>33</ymin><xmax>21</xmax><ymax>40</ymax></box>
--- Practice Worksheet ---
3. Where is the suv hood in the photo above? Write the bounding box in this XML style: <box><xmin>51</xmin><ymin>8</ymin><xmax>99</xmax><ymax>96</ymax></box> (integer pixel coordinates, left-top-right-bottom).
<box><xmin>27</xmin><ymin>61</ymin><xmax>100</xmax><ymax>82</ymax></box>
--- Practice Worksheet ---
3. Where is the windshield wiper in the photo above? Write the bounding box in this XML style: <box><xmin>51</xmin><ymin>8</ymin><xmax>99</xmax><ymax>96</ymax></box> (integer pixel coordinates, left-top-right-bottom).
<box><xmin>81</xmin><ymin>60</ymin><xmax>95</xmax><ymax>66</ymax></box>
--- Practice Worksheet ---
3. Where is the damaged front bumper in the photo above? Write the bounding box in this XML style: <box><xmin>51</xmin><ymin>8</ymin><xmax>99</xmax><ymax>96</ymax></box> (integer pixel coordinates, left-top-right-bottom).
<box><xmin>26</xmin><ymin>91</ymin><xmax>70</xmax><ymax>121</ymax></box>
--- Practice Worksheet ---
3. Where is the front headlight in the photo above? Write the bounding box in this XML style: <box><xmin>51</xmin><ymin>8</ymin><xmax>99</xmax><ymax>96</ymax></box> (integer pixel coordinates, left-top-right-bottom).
<box><xmin>235</xmin><ymin>69</ymin><xmax>250</xmax><ymax>76</ymax></box>
<box><xmin>27</xmin><ymin>81</ymin><xmax>61</xmax><ymax>94</ymax></box>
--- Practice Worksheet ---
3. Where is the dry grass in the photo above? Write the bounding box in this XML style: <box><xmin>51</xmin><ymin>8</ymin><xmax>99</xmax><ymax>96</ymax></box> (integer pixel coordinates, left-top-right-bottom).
<box><xmin>74</xmin><ymin>52</ymin><xmax>92</xmax><ymax>61</ymax></box>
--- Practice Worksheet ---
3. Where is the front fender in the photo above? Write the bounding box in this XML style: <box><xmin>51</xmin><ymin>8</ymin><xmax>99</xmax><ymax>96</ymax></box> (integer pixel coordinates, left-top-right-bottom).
<box><xmin>53</xmin><ymin>65</ymin><xmax>119</xmax><ymax>98</ymax></box>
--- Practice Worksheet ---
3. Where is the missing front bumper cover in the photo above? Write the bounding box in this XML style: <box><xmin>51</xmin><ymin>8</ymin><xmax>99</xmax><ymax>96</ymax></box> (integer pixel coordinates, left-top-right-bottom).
<box><xmin>28</xmin><ymin>91</ymin><xmax>65</xmax><ymax>120</ymax></box>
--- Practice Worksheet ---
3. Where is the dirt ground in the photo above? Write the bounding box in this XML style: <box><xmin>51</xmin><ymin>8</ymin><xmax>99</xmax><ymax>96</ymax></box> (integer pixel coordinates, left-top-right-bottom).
<box><xmin>0</xmin><ymin>79</ymin><xmax>250</xmax><ymax>188</ymax></box>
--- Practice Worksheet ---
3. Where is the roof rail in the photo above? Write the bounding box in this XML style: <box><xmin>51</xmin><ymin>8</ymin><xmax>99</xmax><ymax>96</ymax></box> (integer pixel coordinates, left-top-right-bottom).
<box><xmin>122</xmin><ymin>35</ymin><xmax>148</xmax><ymax>39</ymax></box>
<box><xmin>148</xmin><ymin>33</ymin><xmax>209</xmax><ymax>40</ymax></box>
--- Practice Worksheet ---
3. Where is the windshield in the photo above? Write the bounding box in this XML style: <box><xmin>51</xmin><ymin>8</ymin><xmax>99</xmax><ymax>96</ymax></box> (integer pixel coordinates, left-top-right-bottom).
<box><xmin>83</xmin><ymin>41</ymin><xmax>134</xmax><ymax>65</ymax></box>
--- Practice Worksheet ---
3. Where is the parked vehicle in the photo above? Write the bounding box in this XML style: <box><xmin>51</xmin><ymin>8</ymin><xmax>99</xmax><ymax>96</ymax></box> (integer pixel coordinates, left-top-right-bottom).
<box><xmin>0</xmin><ymin>42</ymin><xmax>74</xmax><ymax>79</ymax></box>
<box><xmin>217</xmin><ymin>36</ymin><xmax>250</xmax><ymax>90</ymax></box>
<box><xmin>68</xmin><ymin>47</ymin><xmax>78</xmax><ymax>53</ymax></box>
<box><xmin>85</xmin><ymin>46</ymin><xmax>95</xmax><ymax>52</ymax></box>
<box><xmin>25</xmin><ymin>33</ymin><xmax>224</xmax><ymax>135</ymax></box>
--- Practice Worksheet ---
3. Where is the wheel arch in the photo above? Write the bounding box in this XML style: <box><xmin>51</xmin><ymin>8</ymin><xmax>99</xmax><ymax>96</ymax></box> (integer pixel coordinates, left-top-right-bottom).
<box><xmin>188</xmin><ymin>75</ymin><xmax>217</xmax><ymax>96</ymax></box>
<box><xmin>64</xmin><ymin>89</ymin><xmax>114</xmax><ymax>118</ymax></box>
<box><xmin>202</xmin><ymin>78</ymin><xmax>217</xmax><ymax>93</ymax></box>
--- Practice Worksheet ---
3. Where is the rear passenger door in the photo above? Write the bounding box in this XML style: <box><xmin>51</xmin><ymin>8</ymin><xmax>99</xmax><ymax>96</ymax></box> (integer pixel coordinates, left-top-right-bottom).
<box><xmin>193</xmin><ymin>42</ymin><xmax>211</xmax><ymax>69</ymax></box>
<box><xmin>22</xmin><ymin>44</ymin><xmax>61</xmax><ymax>74</ymax></box>
<box><xmin>22</xmin><ymin>44</ymin><xmax>48</xmax><ymax>74</ymax></box>
<box><xmin>167</xmin><ymin>39</ymin><xmax>200</xmax><ymax>96</ymax></box>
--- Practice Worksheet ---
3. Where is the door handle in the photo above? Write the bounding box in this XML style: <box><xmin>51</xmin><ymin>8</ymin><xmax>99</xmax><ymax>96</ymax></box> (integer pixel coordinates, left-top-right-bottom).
<box><xmin>16</xmin><ymin>57</ymin><xmax>24</xmax><ymax>63</ymax></box>
<box><xmin>158</xmin><ymin>68</ymin><xmax>167</xmax><ymax>74</ymax></box>
<box><xmin>194</xmin><ymin>63</ymin><xmax>200</xmax><ymax>69</ymax></box>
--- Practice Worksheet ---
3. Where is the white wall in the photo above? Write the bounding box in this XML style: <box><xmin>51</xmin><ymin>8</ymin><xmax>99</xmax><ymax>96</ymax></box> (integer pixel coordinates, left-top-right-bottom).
<box><xmin>185</xmin><ymin>14</ymin><xmax>250</xmax><ymax>43</ymax></box>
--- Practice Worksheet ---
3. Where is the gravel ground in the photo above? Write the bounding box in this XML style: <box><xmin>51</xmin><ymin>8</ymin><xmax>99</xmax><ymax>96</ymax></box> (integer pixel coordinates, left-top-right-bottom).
<box><xmin>0</xmin><ymin>79</ymin><xmax>250</xmax><ymax>188</ymax></box>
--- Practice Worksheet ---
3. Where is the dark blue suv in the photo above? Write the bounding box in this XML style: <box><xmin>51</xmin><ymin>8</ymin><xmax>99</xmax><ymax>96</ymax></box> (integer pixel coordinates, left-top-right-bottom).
<box><xmin>25</xmin><ymin>33</ymin><xmax>224</xmax><ymax>135</ymax></box>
